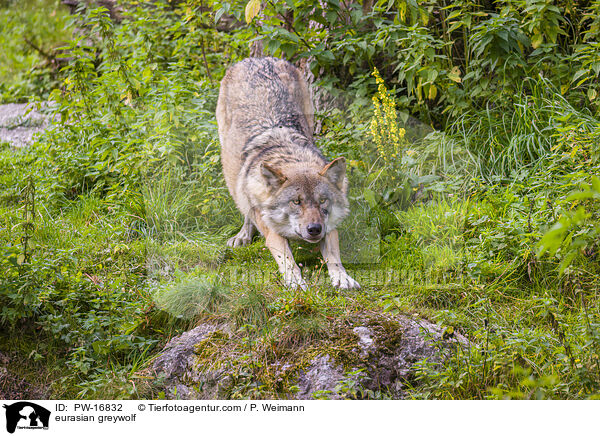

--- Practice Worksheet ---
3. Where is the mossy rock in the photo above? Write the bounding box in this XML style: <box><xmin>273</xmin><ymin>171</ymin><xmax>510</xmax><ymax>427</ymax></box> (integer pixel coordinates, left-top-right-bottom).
<box><xmin>152</xmin><ymin>313</ymin><xmax>467</xmax><ymax>399</ymax></box>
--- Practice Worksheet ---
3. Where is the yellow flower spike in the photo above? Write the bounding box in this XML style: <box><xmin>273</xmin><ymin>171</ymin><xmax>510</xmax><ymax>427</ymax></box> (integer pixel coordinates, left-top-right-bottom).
<box><xmin>368</xmin><ymin>67</ymin><xmax>408</xmax><ymax>175</ymax></box>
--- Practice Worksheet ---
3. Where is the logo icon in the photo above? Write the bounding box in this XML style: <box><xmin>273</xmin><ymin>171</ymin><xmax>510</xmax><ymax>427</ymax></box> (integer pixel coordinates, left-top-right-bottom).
<box><xmin>2</xmin><ymin>402</ymin><xmax>50</xmax><ymax>434</ymax></box>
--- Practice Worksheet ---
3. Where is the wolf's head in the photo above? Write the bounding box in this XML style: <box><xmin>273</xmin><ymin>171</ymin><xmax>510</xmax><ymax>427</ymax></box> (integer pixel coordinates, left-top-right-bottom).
<box><xmin>260</xmin><ymin>157</ymin><xmax>349</xmax><ymax>243</ymax></box>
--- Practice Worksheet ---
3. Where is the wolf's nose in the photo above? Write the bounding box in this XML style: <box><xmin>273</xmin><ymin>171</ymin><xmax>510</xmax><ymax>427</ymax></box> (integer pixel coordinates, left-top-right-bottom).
<box><xmin>307</xmin><ymin>223</ymin><xmax>322</xmax><ymax>236</ymax></box>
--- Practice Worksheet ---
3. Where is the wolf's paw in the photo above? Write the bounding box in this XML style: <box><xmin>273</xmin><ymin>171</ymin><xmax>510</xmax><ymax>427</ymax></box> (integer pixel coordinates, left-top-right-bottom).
<box><xmin>330</xmin><ymin>270</ymin><xmax>360</xmax><ymax>290</ymax></box>
<box><xmin>227</xmin><ymin>232</ymin><xmax>252</xmax><ymax>248</ymax></box>
<box><xmin>283</xmin><ymin>270</ymin><xmax>307</xmax><ymax>290</ymax></box>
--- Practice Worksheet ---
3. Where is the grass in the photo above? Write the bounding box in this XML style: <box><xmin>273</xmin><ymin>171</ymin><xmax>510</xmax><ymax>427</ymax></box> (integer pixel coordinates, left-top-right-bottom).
<box><xmin>154</xmin><ymin>274</ymin><xmax>231</xmax><ymax>321</ymax></box>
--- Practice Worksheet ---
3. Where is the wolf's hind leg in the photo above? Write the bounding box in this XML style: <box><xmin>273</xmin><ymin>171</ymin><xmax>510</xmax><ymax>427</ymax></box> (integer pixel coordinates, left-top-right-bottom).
<box><xmin>320</xmin><ymin>230</ymin><xmax>360</xmax><ymax>289</ymax></box>
<box><xmin>227</xmin><ymin>214</ymin><xmax>256</xmax><ymax>247</ymax></box>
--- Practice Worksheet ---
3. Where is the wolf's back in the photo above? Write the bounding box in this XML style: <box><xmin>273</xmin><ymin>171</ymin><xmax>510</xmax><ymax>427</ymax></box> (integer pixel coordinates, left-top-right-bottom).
<box><xmin>216</xmin><ymin>57</ymin><xmax>315</xmax><ymax>210</ymax></box>
<box><xmin>218</xmin><ymin>57</ymin><xmax>313</xmax><ymax>141</ymax></box>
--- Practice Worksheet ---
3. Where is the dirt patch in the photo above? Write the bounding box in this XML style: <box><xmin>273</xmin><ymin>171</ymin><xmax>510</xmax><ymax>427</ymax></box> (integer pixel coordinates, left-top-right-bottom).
<box><xmin>0</xmin><ymin>352</ymin><xmax>49</xmax><ymax>400</ymax></box>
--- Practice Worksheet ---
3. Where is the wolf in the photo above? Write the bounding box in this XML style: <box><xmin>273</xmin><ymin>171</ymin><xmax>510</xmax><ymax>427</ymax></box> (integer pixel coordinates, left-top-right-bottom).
<box><xmin>216</xmin><ymin>57</ymin><xmax>360</xmax><ymax>289</ymax></box>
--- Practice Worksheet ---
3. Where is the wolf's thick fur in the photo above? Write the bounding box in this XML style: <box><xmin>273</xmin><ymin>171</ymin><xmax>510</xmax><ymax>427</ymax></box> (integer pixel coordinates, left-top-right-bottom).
<box><xmin>216</xmin><ymin>57</ymin><xmax>359</xmax><ymax>289</ymax></box>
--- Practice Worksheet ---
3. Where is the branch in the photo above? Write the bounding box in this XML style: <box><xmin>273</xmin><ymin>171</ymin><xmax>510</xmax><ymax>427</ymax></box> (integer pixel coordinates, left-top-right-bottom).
<box><xmin>200</xmin><ymin>36</ymin><xmax>214</xmax><ymax>84</ymax></box>
<box><xmin>23</xmin><ymin>37</ymin><xmax>55</xmax><ymax>62</ymax></box>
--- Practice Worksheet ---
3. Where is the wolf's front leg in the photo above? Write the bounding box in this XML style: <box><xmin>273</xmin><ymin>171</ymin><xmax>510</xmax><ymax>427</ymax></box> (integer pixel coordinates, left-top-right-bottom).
<box><xmin>320</xmin><ymin>229</ymin><xmax>360</xmax><ymax>289</ymax></box>
<box><xmin>253</xmin><ymin>212</ymin><xmax>305</xmax><ymax>289</ymax></box>
<box><xmin>264</xmin><ymin>232</ymin><xmax>306</xmax><ymax>289</ymax></box>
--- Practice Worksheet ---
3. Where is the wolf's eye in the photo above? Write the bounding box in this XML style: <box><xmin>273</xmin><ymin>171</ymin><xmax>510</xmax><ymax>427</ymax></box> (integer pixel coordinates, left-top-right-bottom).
<box><xmin>291</xmin><ymin>199</ymin><xmax>301</xmax><ymax>205</ymax></box>
<box><xmin>320</xmin><ymin>198</ymin><xmax>327</xmax><ymax>204</ymax></box>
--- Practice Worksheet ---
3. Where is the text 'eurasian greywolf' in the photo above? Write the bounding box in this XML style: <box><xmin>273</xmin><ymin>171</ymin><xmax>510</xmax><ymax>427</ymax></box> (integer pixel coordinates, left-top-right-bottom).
<box><xmin>216</xmin><ymin>57</ymin><xmax>359</xmax><ymax>289</ymax></box>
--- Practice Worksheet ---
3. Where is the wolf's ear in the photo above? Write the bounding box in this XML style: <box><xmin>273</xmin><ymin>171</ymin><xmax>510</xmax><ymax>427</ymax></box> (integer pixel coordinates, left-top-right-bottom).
<box><xmin>261</xmin><ymin>163</ymin><xmax>287</xmax><ymax>190</ymax></box>
<box><xmin>319</xmin><ymin>157</ymin><xmax>346</xmax><ymax>190</ymax></box>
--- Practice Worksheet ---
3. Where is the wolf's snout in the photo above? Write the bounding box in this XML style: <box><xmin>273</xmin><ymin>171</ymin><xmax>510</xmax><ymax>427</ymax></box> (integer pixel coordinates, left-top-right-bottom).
<box><xmin>307</xmin><ymin>223</ymin><xmax>322</xmax><ymax>236</ymax></box>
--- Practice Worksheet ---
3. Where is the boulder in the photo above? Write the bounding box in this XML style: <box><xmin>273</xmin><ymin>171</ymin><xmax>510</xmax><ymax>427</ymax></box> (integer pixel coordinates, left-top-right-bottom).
<box><xmin>152</xmin><ymin>314</ymin><xmax>467</xmax><ymax>399</ymax></box>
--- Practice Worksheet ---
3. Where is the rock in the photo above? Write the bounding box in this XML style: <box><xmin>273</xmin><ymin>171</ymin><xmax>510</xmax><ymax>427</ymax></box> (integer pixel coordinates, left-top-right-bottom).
<box><xmin>295</xmin><ymin>315</ymin><xmax>467</xmax><ymax>399</ymax></box>
<box><xmin>295</xmin><ymin>355</ymin><xmax>346</xmax><ymax>399</ymax></box>
<box><xmin>152</xmin><ymin>314</ymin><xmax>467</xmax><ymax>400</ymax></box>
<box><xmin>353</xmin><ymin>326</ymin><xmax>375</xmax><ymax>358</ymax></box>
<box><xmin>153</xmin><ymin>324</ymin><xmax>223</xmax><ymax>399</ymax></box>
<box><xmin>153</xmin><ymin>324</ymin><xmax>241</xmax><ymax>399</ymax></box>
<box><xmin>0</xmin><ymin>103</ymin><xmax>51</xmax><ymax>148</ymax></box>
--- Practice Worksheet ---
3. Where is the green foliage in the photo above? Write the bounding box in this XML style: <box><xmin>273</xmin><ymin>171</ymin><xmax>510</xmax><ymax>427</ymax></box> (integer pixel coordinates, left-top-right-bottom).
<box><xmin>538</xmin><ymin>176</ymin><xmax>600</xmax><ymax>273</ymax></box>
<box><xmin>154</xmin><ymin>273</ymin><xmax>231</xmax><ymax>320</ymax></box>
<box><xmin>234</xmin><ymin>0</ymin><xmax>600</xmax><ymax>126</ymax></box>
<box><xmin>0</xmin><ymin>186</ymin><xmax>157</xmax><ymax>397</ymax></box>
<box><xmin>406</xmin><ymin>295</ymin><xmax>600</xmax><ymax>399</ymax></box>
<box><xmin>0</xmin><ymin>0</ymin><xmax>74</xmax><ymax>102</ymax></box>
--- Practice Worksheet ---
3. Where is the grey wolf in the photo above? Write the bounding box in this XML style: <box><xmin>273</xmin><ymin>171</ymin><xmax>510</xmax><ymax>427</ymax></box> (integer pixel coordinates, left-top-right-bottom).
<box><xmin>216</xmin><ymin>57</ymin><xmax>360</xmax><ymax>289</ymax></box>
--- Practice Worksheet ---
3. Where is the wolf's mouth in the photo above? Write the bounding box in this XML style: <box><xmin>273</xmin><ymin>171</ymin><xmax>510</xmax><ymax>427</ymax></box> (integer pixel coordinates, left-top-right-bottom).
<box><xmin>295</xmin><ymin>230</ymin><xmax>322</xmax><ymax>243</ymax></box>
<box><xmin>305</xmin><ymin>236</ymin><xmax>322</xmax><ymax>243</ymax></box>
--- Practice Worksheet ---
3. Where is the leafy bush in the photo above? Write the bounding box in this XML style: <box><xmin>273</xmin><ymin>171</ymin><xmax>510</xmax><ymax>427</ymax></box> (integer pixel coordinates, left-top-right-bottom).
<box><xmin>236</xmin><ymin>0</ymin><xmax>600</xmax><ymax>127</ymax></box>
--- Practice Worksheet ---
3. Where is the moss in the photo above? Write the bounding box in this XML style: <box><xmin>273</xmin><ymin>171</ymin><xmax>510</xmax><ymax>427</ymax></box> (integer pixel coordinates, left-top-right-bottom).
<box><xmin>186</xmin><ymin>312</ymin><xmax>409</xmax><ymax>399</ymax></box>
<box><xmin>186</xmin><ymin>316</ymin><xmax>362</xmax><ymax>398</ymax></box>
<box><xmin>368</xmin><ymin>316</ymin><xmax>403</xmax><ymax>354</ymax></box>
<box><xmin>193</xmin><ymin>330</ymin><xmax>230</xmax><ymax>368</ymax></box>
